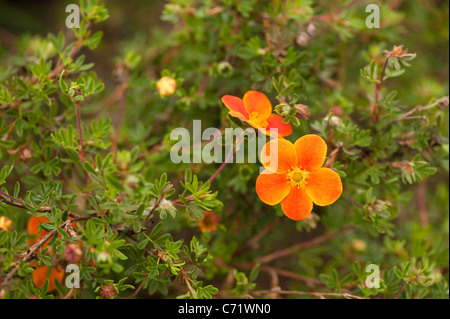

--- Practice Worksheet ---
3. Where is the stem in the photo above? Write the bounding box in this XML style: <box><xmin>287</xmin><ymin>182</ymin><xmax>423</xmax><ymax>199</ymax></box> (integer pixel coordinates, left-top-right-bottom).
<box><xmin>371</xmin><ymin>55</ymin><xmax>390</xmax><ymax>122</ymax></box>
<box><xmin>48</xmin><ymin>40</ymin><xmax>84</xmax><ymax>79</ymax></box>
<box><xmin>381</xmin><ymin>96</ymin><xmax>448</xmax><ymax>130</ymax></box>
<box><xmin>75</xmin><ymin>100</ymin><xmax>89</xmax><ymax>188</ymax></box>
<box><xmin>207</xmin><ymin>137</ymin><xmax>242</xmax><ymax>183</ymax></box>
<box><xmin>253</xmin><ymin>289</ymin><xmax>364</xmax><ymax>299</ymax></box>
<box><xmin>112</xmin><ymin>86</ymin><xmax>127</xmax><ymax>161</ymax></box>
<box><xmin>0</xmin><ymin>215</ymin><xmax>93</xmax><ymax>288</ymax></box>
<box><xmin>115</xmin><ymin>281</ymin><xmax>144</xmax><ymax>299</ymax></box>
<box><xmin>0</xmin><ymin>189</ymin><xmax>26</xmax><ymax>206</ymax></box>
<box><xmin>255</xmin><ymin>224</ymin><xmax>354</xmax><ymax>264</ymax></box>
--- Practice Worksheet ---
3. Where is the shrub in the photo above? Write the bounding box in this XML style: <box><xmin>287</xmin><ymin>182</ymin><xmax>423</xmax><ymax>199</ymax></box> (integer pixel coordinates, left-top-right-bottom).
<box><xmin>0</xmin><ymin>0</ymin><xmax>448</xmax><ymax>299</ymax></box>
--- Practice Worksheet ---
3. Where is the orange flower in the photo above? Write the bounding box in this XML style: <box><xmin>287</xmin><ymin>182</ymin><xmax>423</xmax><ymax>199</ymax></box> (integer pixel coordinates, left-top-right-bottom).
<box><xmin>27</xmin><ymin>216</ymin><xmax>65</xmax><ymax>291</ymax></box>
<box><xmin>256</xmin><ymin>134</ymin><xmax>343</xmax><ymax>220</ymax></box>
<box><xmin>30</xmin><ymin>263</ymin><xmax>65</xmax><ymax>292</ymax></box>
<box><xmin>27</xmin><ymin>216</ymin><xmax>51</xmax><ymax>247</ymax></box>
<box><xmin>156</xmin><ymin>76</ymin><xmax>177</xmax><ymax>96</ymax></box>
<box><xmin>0</xmin><ymin>216</ymin><xmax>12</xmax><ymax>232</ymax></box>
<box><xmin>197</xmin><ymin>211</ymin><xmax>219</xmax><ymax>233</ymax></box>
<box><xmin>221</xmin><ymin>90</ymin><xmax>292</xmax><ymax>137</ymax></box>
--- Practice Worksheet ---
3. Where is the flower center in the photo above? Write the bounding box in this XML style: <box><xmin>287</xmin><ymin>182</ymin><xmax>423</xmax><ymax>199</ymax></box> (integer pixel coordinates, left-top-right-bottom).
<box><xmin>248</xmin><ymin>112</ymin><xmax>268</xmax><ymax>128</ymax></box>
<box><xmin>287</xmin><ymin>168</ymin><xmax>309</xmax><ymax>188</ymax></box>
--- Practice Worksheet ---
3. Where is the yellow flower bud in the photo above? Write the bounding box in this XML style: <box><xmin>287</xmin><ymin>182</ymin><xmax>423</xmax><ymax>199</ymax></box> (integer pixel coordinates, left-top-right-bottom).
<box><xmin>156</xmin><ymin>76</ymin><xmax>177</xmax><ymax>96</ymax></box>
<box><xmin>0</xmin><ymin>216</ymin><xmax>12</xmax><ymax>232</ymax></box>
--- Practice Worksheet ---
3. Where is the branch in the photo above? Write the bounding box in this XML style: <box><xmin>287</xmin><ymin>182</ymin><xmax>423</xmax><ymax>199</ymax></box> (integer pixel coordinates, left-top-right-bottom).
<box><xmin>75</xmin><ymin>99</ymin><xmax>89</xmax><ymax>188</ymax></box>
<box><xmin>255</xmin><ymin>224</ymin><xmax>354</xmax><ymax>264</ymax></box>
<box><xmin>253</xmin><ymin>288</ymin><xmax>364</xmax><ymax>299</ymax></box>
<box><xmin>0</xmin><ymin>215</ymin><xmax>94</xmax><ymax>289</ymax></box>
<box><xmin>381</xmin><ymin>96</ymin><xmax>449</xmax><ymax>130</ymax></box>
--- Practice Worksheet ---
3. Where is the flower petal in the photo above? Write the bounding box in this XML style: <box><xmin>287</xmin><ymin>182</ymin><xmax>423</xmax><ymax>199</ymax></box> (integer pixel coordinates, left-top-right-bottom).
<box><xmin>32</xmin><ymin>265</ymin><xmax>64</xmax><ymax>291</ymax></box>
<box><xmin>256</xmin><ymin>170</ymin><xmax>291</xmax><ymax>205</ymax></box>
<box><xmin>260</xmin><ymin>138</ymin><xmax>298</xmax><ymax>174</ymax></box>
<box><xmin>221</xmin><ymin>95</ymin><xmax>249</xmax><ymax>121</ymax></box>
<box><xmin>264</xmin><ymin>114</ymin><xmax>293</xmax><ymax>137</ymax></box>
<box><xmin>305</xmin><ymin>168</ymin><xmax>343</xmax><ymax>206</ymax></box>
<box><xmin>294</xmin><ymin>134</ymin><xmax>327</xmax><ymax>172</ymax></box>
<box><xmin>243</xmin><ymin>90</ymin><xmax>272</xmax><ymax>120</ymax></box>
<box><xmin>280</xmin><ymin>187</ymin><xmax>313</xmax><ymax>220</ymax></box>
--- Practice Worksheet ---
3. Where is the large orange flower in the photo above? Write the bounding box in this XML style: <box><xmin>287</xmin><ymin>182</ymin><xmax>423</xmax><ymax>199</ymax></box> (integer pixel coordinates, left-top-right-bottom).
<box><xmin>221</xmin><ymin>90</ymin><xmax>292</xmax><ymax>137</ymax></box>
<box><xmin>256</xmin><ymin>134</ymin><xmax>343</xmax><ymax>220</ymax></box>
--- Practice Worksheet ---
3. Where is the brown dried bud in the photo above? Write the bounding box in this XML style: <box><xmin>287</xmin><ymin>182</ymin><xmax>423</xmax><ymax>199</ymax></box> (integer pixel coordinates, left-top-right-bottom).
<box><xmin>7</xmin><ymin>145</ymin><xmax>31</xmax><ymax>163</ymax></box>
<box><xmin>101</xmin><ymin>284</ymin><xmax>117</xmax><ymax>299</ymax></box>
<box><xmin>296</xmin><ymin>32</ymin><xmax>310</xmax><ymax>47</ymax></box>
<box><xmin>390</xmin><ymin>45</ymin><xmax>408</xmax><ymax>57</ymax></box>
<box><xmin>64</xmin><ymin>244</ymin><xmax>83</xmax><ymax>264</ymax></box>
<box><xmin>306</xmin><ymin>22</ymin><xmax>318</xmax><ymax>37</ymax></box>
<box><xmin>436</xmin><ymin>96</ymin><xmax>449</xmax><ymax>110</ymax></box>
<box><xmin>330</xmin><ymin>105</ymin><xmax>343</xmax><ymax>117</ymax></box>
<box><xmin>294</xmin><ymin>104</ymin><xmax>311</xmax><ymax>120</ymax></box>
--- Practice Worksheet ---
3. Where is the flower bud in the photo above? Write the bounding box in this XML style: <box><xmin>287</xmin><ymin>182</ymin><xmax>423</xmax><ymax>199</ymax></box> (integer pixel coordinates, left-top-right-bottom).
<box><xmin>197</xmin><ymin>211</ymin><xmax>219</xmax><ymax>233</ymax></box>
<box><xmin>328</xmin><ymin>115</ymin><xmax>343</xmax><ymax>127</ymax></box>
<box><xmin>100</xmin><ymin>284</ymin><xmax>117</xmax><ymax>299</ymax></box>
<box><xmin>156</xmin><ymin>76</ymin><xmax>177</xmax><ymax>96</ymax></box>
<box><xmin>351</xmin><ymin>239</ymin><xmax>367</xmax><ymax>252</ymax></box>
<box><xmin>294</xmin><ymin>104</ymin><xmax>311</xmax><ymax>120</ymax></box>
<box><xmin>64</xmin><ymin>244</ymin><xmax>83</xmax><ymax>264</ymax></box>
<box><xmin>296</xmin><ymin>32</ymin><xmax>310</xmax><ymax>47</ymax></box>
<box><xmin>0</xmin><ymin>216</ymin><xmax>12</xmax><ymax>232</ymax></box>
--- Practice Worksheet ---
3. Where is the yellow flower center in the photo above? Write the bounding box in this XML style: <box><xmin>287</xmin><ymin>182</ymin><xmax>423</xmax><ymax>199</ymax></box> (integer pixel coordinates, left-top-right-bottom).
<box><xmin>248</xmin><ymin>112</ymin><xmax>268</xmax><ymax>128</ymax></box>
<box><xmin>287</xmin><ymin>167</ymin><xmax>309</xmax><ymax>188</ymax></box>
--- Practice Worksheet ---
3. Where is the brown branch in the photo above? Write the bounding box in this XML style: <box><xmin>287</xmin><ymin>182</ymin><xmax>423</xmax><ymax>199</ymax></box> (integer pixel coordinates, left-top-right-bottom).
<box><xmin>370</xmin><ymin>55</ymin><xmax>391</xmax><ymax>123</ymax></box>
<box><xmin>253</xmin><ymin>288</ymin><xmax>364</xmax><ymax>299</ymax></box>
<box><xmin>416</xmin><ymin>180</ymin><xmax>428</xmax><ymax>227</ymax></box>
<box><xmin>75</xmin><ymin>99</ymin><xmax>89</xmax><ymax>188</ymax></box>
<box><xmin>115</xmin><ymin>281</ymin><xmax>144</xmax><ymax>299</ymax></box>
<box><xmin>112</xmin><ymin>68</ymin><xmax>130</xmax><ymax>161</ymax></box>
<box><xmin>381</xmin><ymin>96</ymin><xmax>449</xmax><ymax>130</ymax></box>
<box><xmin>234</xmin><ymin>263</ymin><xmax>323</xmax><ymax>287</ymax></box>
<box><xmin>255</xmin><ymin>224</ymin><xmax>354</xmax><ymax>264</ymax></box>
<box><xmin>0</xmin><ymin>215</ymin><xmax>94</xmax><ymax>289</ymax></box>
<box><xmin>48</xmin><ymin>40</ymin><xmax>84</xmax><ymax>80</ymax></box>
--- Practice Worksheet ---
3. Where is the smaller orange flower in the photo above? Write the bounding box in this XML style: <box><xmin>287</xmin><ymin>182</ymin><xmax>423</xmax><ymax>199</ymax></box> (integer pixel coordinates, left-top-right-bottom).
<box><xmin>221</xmin><ymin>91</ymin><xmax>292</xmax><ymax>137</ymax></box>
<box><xmin>27</xmin><ymin>216</ymin><xmax>65</xmax><ymax>291</ymax></box>
<box><xmin>0</xmin><ymin>216</ymin><xmax>12</xmax><ymax>232</ymax></box>
<box><xmin>156</xmin><ymin>76</ymin><xmax>177</xmax><ymax>96</ymax></box>
<box><xmin>30</xmin><ymin>263</ymin><xmax>65</xmax><ymax>292</ymax></box>
<box><xmin>256</xmin><ymin>134</ymin><xmax>343</xmax><ymax>220</ymax></box>
<box><xmin>197</xmin><ymin>211</ymin><xmax>219</xmax><ymax>233</ymax></box>
<box><xmin>27</xmin><ymin>216</ymin><xmax>50</xmax><ymax>247</ymax></box>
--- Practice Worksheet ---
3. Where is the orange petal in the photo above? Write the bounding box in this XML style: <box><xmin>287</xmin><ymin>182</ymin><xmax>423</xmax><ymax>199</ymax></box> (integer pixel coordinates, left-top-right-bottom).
<box><xmin>243</xmin><ymin>91</ymin><xmax>272</xmax><ymax>120</ymax></box>
<box><xmin>294</xmin><ymin>134</ymin><xmax>327</xmax><ymax>172</ymax></box>
<box><xmin>305</xmin><ymin>168</ymin><xmax>343</xmax><ymax>206</ymax></box>
<box><xmin>32</xmin><ymin>265</ymin><xmax>64</xmax><ymax>291</ymax></box>
<box><xmin>265</xmin><ymin>114</ymin><xmax>293</xmax><ymax>137</ymax></box>
<box><xmin>27</xmin><ymin>216</ymin><xmax>50</xmax><ymax>248</ymax></box>
<box><xmin>260</xmin><ymin>138</ymin><xmax>297</xmax><ymax>174</ymax></box>
<box><xmin>280</xmin><ymin>187</ymin><xmax>313</xmax><ymax>220</ymax></box>
<box><xmin>256</xmin><ymin>170</ymin><xmax>291</xmax><ymax>205</ymax></box>
<box><xmin>221</xmin><ymin>95</ymin><xmax>249</xmax><ymax>121</ymax></box>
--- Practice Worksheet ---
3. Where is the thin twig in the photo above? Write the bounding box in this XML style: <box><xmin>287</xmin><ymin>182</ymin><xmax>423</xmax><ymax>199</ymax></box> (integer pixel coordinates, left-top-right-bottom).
<box><xmin>0</xmin><ymin>215</ymin><xmax>94</xmax><ymax>288</ymax></box>
<box><xmin>253</xmin><ymin>288</ymin><xmax>364</xmax><ymax>299</ymax></box>
<box><xmin>381</xmin><ymin>96</ymin><xmax>449</xmax><ymax>130</ymax></box>
<box><xmin>115</xmin><ymin>281</ymin><xmax>144</xmax><ymax>299</ymax></box>
<box><xmin>255</xmin><ymin>224</ymin><xmax>354</xmax><ymax>264</ymax></box>
<box><xmin>75</xmin><ymin>100</ymin><xmax>89</xmax><ymax>188</ymax></box>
